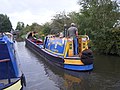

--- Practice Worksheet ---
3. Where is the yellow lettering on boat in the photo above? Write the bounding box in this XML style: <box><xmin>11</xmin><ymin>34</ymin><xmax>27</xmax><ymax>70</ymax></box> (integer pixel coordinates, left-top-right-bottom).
<box><xmin>45</xmin><ymin>48</ymin><xmax>64</xmax><ymax>56</ymax></box>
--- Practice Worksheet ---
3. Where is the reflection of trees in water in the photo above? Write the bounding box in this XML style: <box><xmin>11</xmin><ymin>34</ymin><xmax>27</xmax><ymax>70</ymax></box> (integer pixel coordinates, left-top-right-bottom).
<box><xmin>64</xmin><ymin>74</ymin><xmax>82</xmax><ymax>90</ymax></box>
<box><xmin>63</xmin><ymin>71</ymin><xmax>92</xmax><ymax>90</ymax></box>
<box><xmin>27</xmin><ymin>47</ymin><xmax>93</xmax><ymax>90</ymax></box>
<box><xmin>42</xmin><ymin>58</ymin><xmax>92</xmax><ymax>90</ymax></box>
<box><xmin>36</xmin><ymin>53</ymin><xmax>120</xmax><ymax>90</ymax></box>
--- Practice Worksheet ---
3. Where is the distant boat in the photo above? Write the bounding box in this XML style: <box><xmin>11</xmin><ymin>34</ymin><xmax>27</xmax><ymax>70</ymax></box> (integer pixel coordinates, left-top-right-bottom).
<box><xmin>0</xmin><ymin>33</ymin><xmax>26</xmax><ymax>90</ymax></box>
<box><xmin>25</xmin><ymin>32</ymin><xmax>94</xmax><ymax>71</ymax></box>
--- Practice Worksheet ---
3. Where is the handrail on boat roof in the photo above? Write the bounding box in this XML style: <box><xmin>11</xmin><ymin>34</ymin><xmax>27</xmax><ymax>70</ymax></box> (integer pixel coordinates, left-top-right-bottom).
<box><xmin>0</xmin><ymin>59</ymin><xmax>10</xmax><ymax>63</ymax></box>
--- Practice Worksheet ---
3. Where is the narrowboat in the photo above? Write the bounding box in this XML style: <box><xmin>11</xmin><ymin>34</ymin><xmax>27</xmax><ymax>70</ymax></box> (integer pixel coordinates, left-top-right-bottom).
<box><xmin>25</xmin><ymin>32</ymin><xmax>94</xmax><ymax>71</ymax></box>
<box><xmin>0</xmin><ymin>33</ymin><xmax>26</xmax><ymax>90</ymax></box>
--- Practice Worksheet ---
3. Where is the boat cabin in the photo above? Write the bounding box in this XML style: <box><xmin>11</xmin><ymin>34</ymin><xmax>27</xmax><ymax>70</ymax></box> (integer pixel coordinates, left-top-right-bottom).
<box><xmin>44</xmin><ymin>35</ymin><xmax>90</xmax><ymax>58</ymax></box>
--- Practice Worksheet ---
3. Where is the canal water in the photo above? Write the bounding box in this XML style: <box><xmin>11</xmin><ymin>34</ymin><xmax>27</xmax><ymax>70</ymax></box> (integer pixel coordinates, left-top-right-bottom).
<box><xmin>15</xmin><ymin>42</ymin><xmax>120</xmax><ymax>90</ymax></box>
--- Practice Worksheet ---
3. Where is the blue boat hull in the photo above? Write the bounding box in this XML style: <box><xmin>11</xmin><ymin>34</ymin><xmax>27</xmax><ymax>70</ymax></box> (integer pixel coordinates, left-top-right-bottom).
<box><xmin>64</xmin><ymin>64</ymin><xmax>93</xmax><ymax>71</ymax></box>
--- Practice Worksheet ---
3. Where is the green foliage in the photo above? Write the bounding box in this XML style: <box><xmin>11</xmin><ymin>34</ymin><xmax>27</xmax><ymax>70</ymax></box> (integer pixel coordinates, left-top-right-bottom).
<box><xmin>16</xmin><ymin>22</ymin><xmax>25</xmax><ymax>31</ymax></box>
<box><xmin>68</xmin><ymin>12</ymin><xmax>92</xmax><ymax>35</ymax></box>
<box><xmin>51</xmin><ymin>12</ymin><xmax>72</xmax><ymax>34</ymax></box>
<box><xmin>42</xmin><ymin>23</ymin><xmax>51</xmax><ymax>35</ymax></box>
<box><xmin>74</xmin><ymin>0</ymin><xmax>120</xmax><ymax>56</ymax></box>
<box><xmin>0</xmin><ymin>14</ymin><xmax>12</xmax><ymax>33</ymax></box>
<box><xmin>17</xmin><ymin>22</ymin><xmax>43</xmax><ymax>40</ymax></box>
<box><xmin>92</xmin><ymin>27</ymin><xmax>120</xmax><ymax>55</ymax></box>
<box><xmin>106</xmin><ymin>28</ymin><xmax>120</xmax><ymax>55</ymax></box>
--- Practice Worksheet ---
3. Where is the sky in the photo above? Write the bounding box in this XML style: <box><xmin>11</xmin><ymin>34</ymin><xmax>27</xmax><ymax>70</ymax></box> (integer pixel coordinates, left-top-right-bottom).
<box><xmin>0</xmin><ymin>0</ymin><xmax>80</xmax><ymax>29</ymax></box>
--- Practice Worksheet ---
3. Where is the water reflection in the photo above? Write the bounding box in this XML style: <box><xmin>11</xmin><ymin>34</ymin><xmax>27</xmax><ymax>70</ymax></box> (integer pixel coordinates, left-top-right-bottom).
<box><xmin>39</xmin><ymin>53</ymin><xmax>93</xmax><ymax>90</ymax></box>
<box><xmin>94</xmin><ymin>55</ymin><xmax>120</xmax><ymax>74</ymax></box>
<box><xmin>16</xmin><ymin>42</ymin><xmax>120</xmax><ymax>90</ymax></box>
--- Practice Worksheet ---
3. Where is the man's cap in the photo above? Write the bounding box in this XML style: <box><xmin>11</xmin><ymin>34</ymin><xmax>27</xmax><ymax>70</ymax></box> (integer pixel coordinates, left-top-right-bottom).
<box><xmin>71</xmin><ymin>23</ymin><xmax>75</xmax><ymax>26</ymax></box>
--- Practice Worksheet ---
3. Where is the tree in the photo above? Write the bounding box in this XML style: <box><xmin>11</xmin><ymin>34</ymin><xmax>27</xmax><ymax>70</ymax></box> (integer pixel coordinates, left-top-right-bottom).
<box><xmin>30</xmin><ymin>23</ymin><xmax>42</xmax><ymax>32</ymax></box>
<box><xmin>51</xmin><ymin>12</ymin><xmax>71</xmax><ymax>34</ymax></box>
<box><xmin>15</xmin><ymin>22</ymin><xmax>25</xmax><ymax>31</ymax></box>
<box><xmin>42</xmin><ymin>22</ymin><xmax>51</xmax><ymax>35</ymax></box>
<box><xmin>0</xmin><ymin>14</ymin><xmax>12</xmax><ymax>33</ymax></box>
<box><xmin>78</xmin><ymin>0</ymin><xmax>120</xmax><ymax>55</ymax></box>
<box><xmin>68</xmin><ymin>12</ymin><xmax>89</xmax><ymax>35</ymax></box>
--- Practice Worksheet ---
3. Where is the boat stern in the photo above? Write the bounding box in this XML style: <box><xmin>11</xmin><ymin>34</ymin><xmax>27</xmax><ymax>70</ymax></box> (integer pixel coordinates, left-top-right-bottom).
<box><xmin>64</xmin><ymin>57</ymin><xmax>93</xmax><ymax>71</ymax></box>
